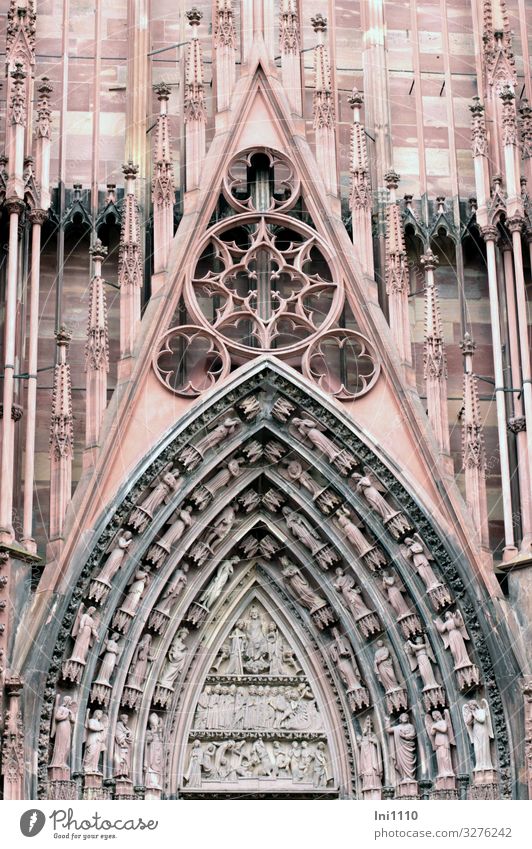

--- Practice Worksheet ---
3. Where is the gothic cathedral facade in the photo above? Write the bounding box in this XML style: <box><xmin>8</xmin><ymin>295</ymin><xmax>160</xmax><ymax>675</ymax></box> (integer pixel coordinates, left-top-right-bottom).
<box><xmin>0</xmin><ymin>0</ymin><xmax>531</xmax><ymax>801</ymax></box>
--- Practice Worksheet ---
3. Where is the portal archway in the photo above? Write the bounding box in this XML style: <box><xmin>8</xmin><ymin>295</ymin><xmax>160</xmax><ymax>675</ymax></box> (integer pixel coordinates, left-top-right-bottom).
<box><xmin>27</xmin><ymin>361</ymin><xmax>524</xmax><ymax>801</ymax></box>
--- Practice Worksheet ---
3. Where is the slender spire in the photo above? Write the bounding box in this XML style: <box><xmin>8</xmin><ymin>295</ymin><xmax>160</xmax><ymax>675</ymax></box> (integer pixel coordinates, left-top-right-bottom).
<box><xmin>421</xmin><ymin>248</ymin><xmax>450</xmax><ymax>453</ymax></box>
<box><xmin>460</xmin><ymin>333</ymin><xmax>489</xmax><ymax>547</ymax></box>
<box><xmin>348</xmin><ymin>88</ymin><xmax>373</xmax><ymax>275</ymax></box>
<box><xmin>85</xmin><ymin>240</ymin><xmax>109</xmax><ymax>448</ymax></box>
<box><xmin>49</xmin><ymin>326</ymin><xmax>73</xmax><ymax>539</ymax></box>
<box><xmin>384</xmin><ymin>170</ymin><xmax>411</xmax><ymax>362</ymax></box>
<box><xmin>213</xmin><ymin>0</ymin><xmax>236</xmax><ymax>112</ymax></box>
<box><xmin>118</xmin><ymin>161</ymin><xmax>142</xmax><ymax>358</ymax></box>
<box><xmin>152</xmin><ymin>83</ymin><xmax>175</xmax><ymax>273</ymax></box>
<box><xmin>311</xmin><ymin>15</ymin><xmax>337</xmax><ymax>196</ymax></box>
<box><xmin>5</xmin><ymin>0</ymin><xmax>36</xmax><ymax>71</ymax></box>
<box><xmin>279</xmin><ymin>0</ymin><xmax>302</xmax><ymax>114</ymax></box>
<box><xmin>184</xmin><ymin>8</ymin><xmax>206</xmax><ymax>190</ymax></box>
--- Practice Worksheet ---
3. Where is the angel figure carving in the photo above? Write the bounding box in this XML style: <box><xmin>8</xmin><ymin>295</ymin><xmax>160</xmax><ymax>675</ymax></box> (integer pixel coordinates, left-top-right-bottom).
<box><xmin>69</xmin><ymin>604</ymin><xmax>99</xmax><ymax>665</ymax></box>
<box><xmin>425</xmin><ymin>710</ymin><xmax>455</xmax><ymax>779</ymax></box>
<box><xmin>435</xmin><ymin>610</ymin><xmax>473</xmax><ymax>670</ymax></box>
<box><xmin>83</xmin><ymin>709</ymin><xmax>108</xmax><ymax>774</ymax></box>
<box><xmin>402</xmin><ymin>534</ymin><xmax>440</xmax><ymax>591</ymax></box>
<box><xmin>351</xmin><ymin>470</ymin><xmax>396</xmax><ymax>522</ymax></box>
<box><xmin>49</xmin><ymin>695</ymin><xmax>77</xmax><ymax>770</ymax></box>
<box><xmin>199</xmin><ymin>556</ymin><xmax>239</xmax><ymax>609</ymax></box>
<box><xmin>463</xmin><ymin>699</ymin><xmax>495</xmax><ymax>773</ymax></box>
<box><xmin>336</xmin><ymin>508</ymin><xmax>373</xmax><ymax>555</ymax></box>
<box><xmin>194</xmin><ymin>417</ymin><xmax>240</xmax><ymax>455</ymax></box>
<box><xmin>405</xmin><ymin>635</ymin><xmax>439</xmax><ymax>690</ymax></box>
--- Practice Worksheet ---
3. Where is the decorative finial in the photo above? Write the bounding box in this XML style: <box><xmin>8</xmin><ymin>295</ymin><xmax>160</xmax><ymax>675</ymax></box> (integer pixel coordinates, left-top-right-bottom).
<box><xmin>348</xmin><ymin>87</ymin><xmax>364</xmax><ymax>109</ymax></box>
<box><xmin>90</xmin><ymin>238</ymin><xmax>108</xmax><ymax>262</ymax></box>
<box><xmin>55</xmin><ymin>325</ymin><xmax>72</xmax><ymax>348</ymax></box>
<box><xmin>384</xmin><ymin>170</ymin><xmax>400</xmax><ymax>191</ymax></box>
<box><xmin>154</xmin><ymin>82</ymin><xmax>171</xmax><ymax>101</ymax></box>
<box><xmin>311</xmin><ymin>13</ymin><xmax>327</xmax><ymax>33</ymax></box>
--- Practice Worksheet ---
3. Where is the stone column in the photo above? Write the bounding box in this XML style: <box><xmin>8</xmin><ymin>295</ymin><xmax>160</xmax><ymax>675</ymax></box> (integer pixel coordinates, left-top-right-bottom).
<box><xmin>460</xmin><ymin>333</ymin><xmax>489</xmax><ymax>548</ymax></box>
<box><xmin>85</xmin><ymin>240</ymin><xmax>109</xmax><ymax>449</ymax></box>
<box><xmin>213</xmin><ymin>0</ymin><xmax>236</xmax><ymax>113</ymax></box>
<box><xmin>279</xmin><ymin>0</ymin><xmax>302</xmax><ymax>115</ymax></box>
<box><xmin>421</xmin><ymin>249</ymin><xmax>449</xmax><ymax>454</ymax></box>
<box><xmin>184</xmin><ymin>8</ymin><xmax>206</xmax><ymax>193</ymax></box>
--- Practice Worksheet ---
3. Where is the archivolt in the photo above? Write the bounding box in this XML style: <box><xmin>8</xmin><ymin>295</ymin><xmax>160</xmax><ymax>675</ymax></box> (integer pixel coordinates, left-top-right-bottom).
<box><xmin>29</xmin><ymin>361</ymin><xmax>524</xmax><ymax>800</ymax></box>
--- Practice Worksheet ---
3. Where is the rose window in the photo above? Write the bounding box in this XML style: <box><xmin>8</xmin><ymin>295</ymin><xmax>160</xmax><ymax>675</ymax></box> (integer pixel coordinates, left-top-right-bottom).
<box><xmin>154</xmin><ymin>146</ymin><xmax>380</xmax><ymax>397</ymax></box>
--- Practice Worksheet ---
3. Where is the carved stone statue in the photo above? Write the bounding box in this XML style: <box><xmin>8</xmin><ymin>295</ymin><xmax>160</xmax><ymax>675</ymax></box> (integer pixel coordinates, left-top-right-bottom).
<box><xmin>281</xmin><ymin>559</ymin><xmax>325</xmax><ymax>611</ymax></box>
<box><xmin>129</xmin><ymin>468</ymin><xmax>180</xmax><ymax>532</ymax></box>
<box><xmin>291</xmin><ymin>417</ymin><xmax>355</xmax><ymax>473</ymax></box>
<box><xmin>193</xmin><ymin>417</ymin><xmax>240</xmax><ymax>455</ymax></box>
<box><xmin>155</xmin><ymin>567</ymin><xmax>188</xmax><ymax>617</ymax></box>
<box><xmin>386</xmin><ymin>713</ymin><xmax>417</xmax><ymax>790</ymax></box>
<box><xmin>357</xmin><ymin>716</ymin><xmax>383</xmax><ymax>798</ymax></box>
<box><xmin>144</xmin><ymin>713</ymin><xmax>164</xmax><ymax>790</ymax></box>
<box><xmin>192</xmin><ymin>458</ymin><xmax>244</xmax><ymax>509</ymax></box>
<box><xmin>336</xmin><ymin>509</ymin><xmax>372</xmax><ymax>555</ymax></box>
<box><xmin>113</xmin><ymin>714</ymin><xmax>133</xmax><ymax>778</ymax></box>
<box><xmin>283</xmin><ymin>460</ymin><xmax>322</xmax><ymax>498</ymax></box>
<box><xmin>93</xmin><ymin>532</ymin><xmax>132</xmax><ymax>585</ymax></box>
<box><xmin>373</xmin><ymin>640</ymin><xmax>401</xmax><ymax>691</ymax></box>
<box><xmin>381</xmin><ymin>572</ymin><xmax>411</xmax><ymax>618</ymax></box>
<box><xmin>334</xmin><ymin>568</ymin><xmax>376</xmax><ymax>620</ymax></box>
<box><xmin>425</xmin><ymin>710</ymin><xmax>455</xmax><ymax>782</ymax></box>
<box><xmin>146</xmin><ymin>507</ymin><xmax>193</xmax><ymax>566</ymax></box>
<box><xmin>158</xmin><ymin>628</ymin><xmax>189</xmax><ymax>689</ymax></box>
<box><xmin>83</xmin><ymin>709</ymin><xmax>107</xmax><ymax>774</ymax></box>
<box><xmin>436</xmin><ymin>610</ymin><xmax>480</xmax><ymax>689</ymax></box>
<box><xmin>199</xmin><ymin>557</ymin><xmax>238</xmax><ymax>609</ymax></box>
<box><xmin>126</xmin><ymin>633</ymin><xmax>154</xmax><ymax>689</ymax></box>
<box><xmin>69</xmin><ymin>604</ymin><xmax>99</xmax><ymax>665</ymax></box>
<box><xmin>121</xmin><ymin>568</ymin><xmax>150</xmax><ymax>617</ymax></box>
<box><xmin>403</xmin><ymin>534</ymin><xmax>440</xmax><ymax>590</ymax></box>
<box><xmin>49</xmin><ymin>696</ymin><xmax>76</xmax><ymax>773</ymax></box>
<box><xmin>282</xmin><ymin>506</ymin><xmax>324</xmax><ymax>555</ymax></box>
<box><xmin>436</xmin><ymin>610</ymin><xmax>471</xmax><ymax>669</ymax></box>
<box><xmin>95</xmin><ymin>633</ymin><xmax>122</xmax><ymax>685</ymax></box>
<box><xmin>184</xmin><ymin>739</ymin><xmax>204</xmax><ymax>787</ymax></box>
<box><xmin>225</xmin><ymin>626</ymin><xmax>246</xmax><ymax>675</ymax></box>
<box><xmin>463</xmin><ymin>699</ymin><xmax>495</xmax><ymax>775</ymax></box>
<box><xmin>352</xmin><ymin>471</ymin><xmax>396</xmax><ymax>522</ymax></box>
<box><xmin>329</xmin><ymin>631</ymin><xmax>362</xmax><ymax>691</ymax></box>
<box><xmin>405</xmin><ymin>635</ymin><xmax>439</xmax><ymax>690</ymax></box>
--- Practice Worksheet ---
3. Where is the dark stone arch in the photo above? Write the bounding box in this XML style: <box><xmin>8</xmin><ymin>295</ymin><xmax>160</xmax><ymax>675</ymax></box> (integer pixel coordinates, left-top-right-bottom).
<box><xmin>25</xmin><ymin>360</ymin><xmax>525</xmax><ymax>800</ymax></box>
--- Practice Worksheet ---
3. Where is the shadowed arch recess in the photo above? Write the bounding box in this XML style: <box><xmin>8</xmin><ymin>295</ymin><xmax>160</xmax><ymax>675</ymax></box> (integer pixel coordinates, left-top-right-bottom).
<box><xmin>26</xmin><ymin>361</ymin><xmax>525</xmax><ymax>801</ymax></box>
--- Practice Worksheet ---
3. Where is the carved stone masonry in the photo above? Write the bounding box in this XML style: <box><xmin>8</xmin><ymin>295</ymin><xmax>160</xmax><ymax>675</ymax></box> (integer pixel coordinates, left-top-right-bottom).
<box><xmin>436</xmin><ymin>611</ymin><xmax>481</xmax><ymax>692</ymax></box>
<box><xmin>335</xmin><ymin>507</ymin><xmax>387</xmax><ymax>572</ymax></box>
<box><xmin>351</xmin><ymin>471</ymin><xmax>412</xmax><ymax>540</ymax></box>
<box><xmin>291</xmin><ymin>417</ymin><xmax>358</xmax><ymax>476</ymax></box>
<box><xmin>470</xmin><ymin>98</ymin><xmax>488</xmax><ymax>157</ymax></box>
<box><xmin>373</xmin><ymin>640</ymin><xmax>408</xmax><ymax>715</ymax></box>
<box><xmin>329</xmin><ymin>628</ymin><xmax>370</xmax><ymax>713</ymax></box>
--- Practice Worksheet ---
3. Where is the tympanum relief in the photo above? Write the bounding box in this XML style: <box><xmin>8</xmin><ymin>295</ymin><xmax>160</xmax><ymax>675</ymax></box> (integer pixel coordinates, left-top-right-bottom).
<box><xmin>181</xmin><ymin>602</ymin><xmax>335</xmax><ymax>793</ymax></box>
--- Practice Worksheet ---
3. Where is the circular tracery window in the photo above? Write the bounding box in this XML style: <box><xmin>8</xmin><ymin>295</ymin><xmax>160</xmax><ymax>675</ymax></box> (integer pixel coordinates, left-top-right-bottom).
<box><xmin>186</xmin><ymin>213</ymin><xmax>343</xmax><ymax>355</ymax></box>
<box><xmin>154</xmin><ymin>146</ymin><xmax>380</xmax><ymax>398</ymax></box>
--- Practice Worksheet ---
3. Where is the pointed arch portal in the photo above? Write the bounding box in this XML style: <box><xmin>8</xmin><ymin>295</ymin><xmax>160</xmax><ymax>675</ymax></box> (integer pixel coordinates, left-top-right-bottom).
<box><xmin>25</xmin><ymin>361</ymin><xmax>524</xmax><ymax>801</ymax></box>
